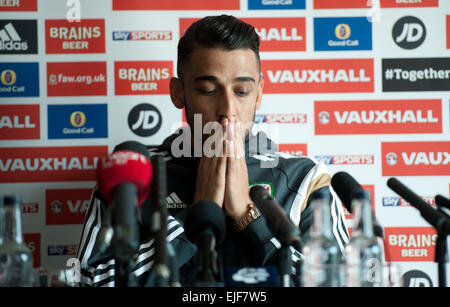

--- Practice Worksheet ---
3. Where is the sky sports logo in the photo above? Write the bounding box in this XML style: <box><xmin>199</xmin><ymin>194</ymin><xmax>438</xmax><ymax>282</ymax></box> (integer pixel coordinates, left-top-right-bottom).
<box><xmin>113</xmin><ymin>31</ymin><xmax>172</xmax><ymax>41</ymax></box>
<box><xmin>254</xmin><ymin>113</ymin><xmax>306</xmax><ymax>124</ymax></box>
<box><xmin>382</xmin><ymin>196</ymin><xmax>435</xmax><ymax>207</ymax></box>
<box><xmin>48</xmin><ymin>245</ymin><xmax>78</xmax><ymax>256</ymax></box>
<box><xmin>248</xmin><ymin>0</ymin><xmax>305</xmax><ymax>10</ymax></box>
<box><xmin>314</xmin><ymin>154</ymin><xmax>374</xmax><ymax>165</ymax></box>
<box><xmin>48</xmin><ymin>104</ymin><xmax>107</xmax><ymax>139</ymax></box>
<box><xmin>314</xmin><ymin>17</ymin><xmax>372</xmax><ymax>51</ymax></box>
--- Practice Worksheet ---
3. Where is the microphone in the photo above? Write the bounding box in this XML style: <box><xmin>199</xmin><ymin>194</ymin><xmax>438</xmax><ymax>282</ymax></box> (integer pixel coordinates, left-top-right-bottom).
<box><xmin>387</xmin><ymin>178</ymin><xmax>450</xmax><ymax>235</ymax></box>
<box><xmin>249</xmin><ymin>185</ymin><xmax>301</xmax><ymax>251</ymax></box>
<box><xmin>435</xmin><ymin>195</ymin><xmax>450</xmax><ymax>211</ymax></box>
<box><xmin>184</xmin><ymin>200</ymin><xmax>226</xmax><ymax>286</ymax></box>
<box><xmin>147</xmin><ymin>154</ymin><xmax>171</xmax><ymax>287</ymax></box>
<box><xmin>96</xmin><ymin>141</ymin><xmax>153</xmax><ymax>262</ymax></box>
<box><xmin>331</xmin><ymin>171</ymin><xmax>383</xmax><ymax>238</ymax></box>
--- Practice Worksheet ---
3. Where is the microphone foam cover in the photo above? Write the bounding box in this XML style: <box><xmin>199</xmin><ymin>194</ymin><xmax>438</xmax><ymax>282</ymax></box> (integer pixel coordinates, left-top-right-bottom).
<box><xmin>113</xmin><ymin>140</ymin><xmax>151</xmax><ymax>160</ymax></box>
<box><xmin>96</xmin><ymin>150</ymin><xmax>153</xmax><ymax>206</ymax></box>
<box><xmin>184</xmin><ymin>200</ymin><xmax>226</xmax><ymax>245</ymax></box>
<box><xmin>331</xmin><ymin>171</ymin><xmax>364</xmax><ymax>213</ymax></box>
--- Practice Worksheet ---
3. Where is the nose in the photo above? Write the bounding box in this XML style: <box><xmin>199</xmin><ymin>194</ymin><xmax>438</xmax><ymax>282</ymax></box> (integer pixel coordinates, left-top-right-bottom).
<box><xmin>217</xmin><ymin>89</ymin><xmax>237</xmax><ymax>121</ymax></box>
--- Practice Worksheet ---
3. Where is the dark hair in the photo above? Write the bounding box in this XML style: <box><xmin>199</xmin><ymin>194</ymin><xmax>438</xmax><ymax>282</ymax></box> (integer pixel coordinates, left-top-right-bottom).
<box><xmin>177</xmin><ymin>15</ymin><xmax>261</xmax><ymax>79</ymax></box>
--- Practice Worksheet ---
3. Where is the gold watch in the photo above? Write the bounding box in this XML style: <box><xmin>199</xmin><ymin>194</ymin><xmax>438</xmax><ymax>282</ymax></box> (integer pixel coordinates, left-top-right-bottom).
<box><xmin>234</xmin><ymin>202</ymin><xmax>261</xmax><ymax>232</ymax></box>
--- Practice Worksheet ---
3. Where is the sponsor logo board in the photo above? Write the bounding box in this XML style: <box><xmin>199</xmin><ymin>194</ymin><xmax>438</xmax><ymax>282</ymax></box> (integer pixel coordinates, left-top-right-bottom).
<box><xmin>0</xmin><ymin>20</ymin><xmax>37</xmax><ymax>54</ymax></box>
<box><xmin>45</xmin><ymin>19</ymin><xmax>105</xmax><ymax>54</ymax></box>
<box><xmin>0</xmin><ymin>146</ymin><xmax>108</xmax><ymax>183</ymax></box>
<box><xmin>385</xmin><ymin>227</ymin><xmax>437</xmax><ymax>261</ymax></box>
<box><xmin>0</xmin><ymin>0</ymin><xmax>37</xmax><ymax>11</ymax></box>
<box><xmin>128</xmin><ymin>103</ymin><xmax>162</xmax><ymax>137</ymax></box>
<box><xmin>382</xmin><ymin>141</ymin><xmax>450</xmax><ymax>176</ymax></box>
<box><xmin>48</xmin><ymin>104</ymin><xmax>108</xmax><ymax>139</ymax></box>
<box><xmin>115</xmin><ymin>61</ymin><xmax>172</xmax><ymax>95</ymax></box>
<box><xmin>46</xmin><ymin>188</ymin><xmax>92</xmax><ymax>225</ymax></box>
<box><xmin>112</xmin><ymin>30</ymin><xmax>172</xmax><ymax>41</ymax></box>
<box><xmin>23</xmin><ymin>233</ymin><xmax>40</xmax><ymax>267</ymax></box>
<box><xmin>382</xmin><ymin>58</ymin><xmax>450</xmax><ymax>92</ymax></box>
<box><xmin>262</xmin><ymin>59</ymin><xmax>373</xmax><ymax>93</ymax></box>
<box><xmin>278</xmin><ymin>144</ymin><xmax>307</xmax><ymax>156</ymax></box>
<box><xmin>314</xmin><ymin>17</ymin><xmax>372</xmax><ymax>51</ymax></box>
<box><xmin>315</xmin><ymin>99</ymin><xmax>442</xmax><ymax>135</ymax></box>
<box><xmin>248</xmin><ymin>0</ymin><xmax>305</xmax><ymax>10</ymax></box>
<box><xmin>180</xmin><ymin>17</ymin><xmax>305</xmax><ymax>52</ymax></box>
<box><xmin>0</xmin><ymin>62</ymin><xmax>39</xmax><ymax>97</ymax></box>
<box><xmin>47</xmin><ymin>62</ymin><xmax>107</xmax><ymax>96</ymax></box>
<box><xmin>113</xmin><ymin>0</ymin><xmax>239</xmax><ymax>10</ymax></box>
<box><xmin>0</xmin><ymin>104</ymin><xmax>40</xmax><ymax>140</ymax></box>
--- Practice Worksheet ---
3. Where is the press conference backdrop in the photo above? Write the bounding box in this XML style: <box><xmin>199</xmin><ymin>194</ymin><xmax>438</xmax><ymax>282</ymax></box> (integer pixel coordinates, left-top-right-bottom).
<box><xmin>0</xmin><ymin>0</ymin><xmax>449</xmax><ymax>287</ymax></box>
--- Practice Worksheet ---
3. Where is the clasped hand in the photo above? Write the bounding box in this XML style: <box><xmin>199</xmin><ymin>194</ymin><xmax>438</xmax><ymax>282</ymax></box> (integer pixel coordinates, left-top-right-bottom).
<box><xmin>193</xmin><ymin>118</ymin><xmax>251</xmax><ymax>223</ymax></box>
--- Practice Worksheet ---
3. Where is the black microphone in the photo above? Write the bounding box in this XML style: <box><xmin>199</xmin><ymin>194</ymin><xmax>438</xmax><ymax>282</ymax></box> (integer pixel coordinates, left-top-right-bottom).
<box><xmin>387</xmin><ymin>178</ymin><xmax>450</xmax><ymax>235</ymax></box>
<box><xmin>147</xmin><ymin>154</ymin><xmax>170</xmax><ymax>287</ymax></box>
<box><xmin>96</xmin><ymin>141</ymin><xmax>153</xmax><ymax>286</ymax></box>
<box><xmin>249</xmin><ymin>185</ymin><xmax>301</xmax><ymax>251</ymax></box>
<box><xmin>331</xmin><ymin>171</ymin><xmax>383</xmax><ymax>238</ymax></box>
<box><xmin>435</xmin><ymin>195</ymin><xmax>450</xmax><ymax>211</ymax></box>
<box><xmin>184</xmin><ymin>200</ymin><xmax>226</xmax><ymax>286</ymax></box>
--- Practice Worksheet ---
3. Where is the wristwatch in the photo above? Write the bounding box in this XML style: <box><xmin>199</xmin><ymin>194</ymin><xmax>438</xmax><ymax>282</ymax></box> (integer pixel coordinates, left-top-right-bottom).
<box><xmin>234</xmin><ymin>202</ymin><xmax>261</xmax><ymax>232</ymax></box>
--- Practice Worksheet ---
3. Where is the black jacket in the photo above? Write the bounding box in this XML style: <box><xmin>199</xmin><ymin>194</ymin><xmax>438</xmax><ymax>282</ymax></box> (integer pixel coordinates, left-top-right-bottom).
<box><xmin>76</xmin><ymin>131</ymin><xmax>349</xmax><ymax>286</ymax></box>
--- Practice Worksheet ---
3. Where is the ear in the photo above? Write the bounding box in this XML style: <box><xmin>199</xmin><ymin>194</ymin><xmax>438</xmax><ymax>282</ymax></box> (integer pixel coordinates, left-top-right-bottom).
<box><xmin>170</xmin><ymin>77</ymin><xmax>185</xmax><ymax>109</ymax></box>
<box><xmin>255</xmin><ymin>77</ymin><xmax>264</xmax><ymax>111</ymax></box>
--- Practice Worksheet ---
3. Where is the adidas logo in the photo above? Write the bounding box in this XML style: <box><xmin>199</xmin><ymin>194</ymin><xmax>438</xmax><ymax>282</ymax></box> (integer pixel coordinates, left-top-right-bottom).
<box><xmin>0</xmin><ymin>22</ymin><xmax>28</xmax><ymax>51</ymax></box>
<box><xmin>165</xmin><ymin>192</ymin><xmax>187</xmax><ymax>209</ymax></box>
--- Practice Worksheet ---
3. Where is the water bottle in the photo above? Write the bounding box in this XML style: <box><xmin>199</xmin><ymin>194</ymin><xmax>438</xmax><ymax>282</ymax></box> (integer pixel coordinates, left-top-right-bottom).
<box><xmin>345</xmin><ymin>190</ymin><xmax>383</xmax><ymax>287</ymax></box>
<box><xmin>302</xmin><ymin>188</ymin><xmax>345</xmax><ymax>287</ymax></box>
<box><xmin>0</xmin><ymin>195</ymin><xmax>37</xmax><ymax>287</ymax></box>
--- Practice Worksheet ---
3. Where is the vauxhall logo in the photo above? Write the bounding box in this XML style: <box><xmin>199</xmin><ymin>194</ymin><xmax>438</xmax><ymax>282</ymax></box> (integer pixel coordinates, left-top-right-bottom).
<box><xmin>127</xmin><ymin>103</ymin><xmax>162</xmax><ymax>137</ymax></box>
<box><xmin>392</xmin><ymin>16</ymin><xmax>426</xmax><ymax>50</ymax></box>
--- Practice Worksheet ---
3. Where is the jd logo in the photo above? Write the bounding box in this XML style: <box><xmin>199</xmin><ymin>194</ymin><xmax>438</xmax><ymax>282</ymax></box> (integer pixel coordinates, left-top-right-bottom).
<box><xmin>128</xmin><ymin>103</ymin><xmax>162</xmax><ymax>137</ymax></box>
<box><xmin>392</xmin><ymin>16</ymin><xmax>426</xmax><ymax>49</ymax></box>
<box><xmin>402</xmin><ymin>270</ymin><xmax>433</xmax><ymax>287</ymax></box>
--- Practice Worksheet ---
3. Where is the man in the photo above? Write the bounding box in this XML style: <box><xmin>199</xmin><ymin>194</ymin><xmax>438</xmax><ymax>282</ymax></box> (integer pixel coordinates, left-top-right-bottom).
<box><xmin>77</xmin><ymin>15</ymin><xmax>349</xmax><ymax>287</ymax></box>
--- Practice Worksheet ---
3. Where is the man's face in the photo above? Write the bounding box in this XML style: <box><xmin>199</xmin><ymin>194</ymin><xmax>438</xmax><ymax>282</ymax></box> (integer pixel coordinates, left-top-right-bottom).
<box><xmin>171</xmin><ymin>47</ymin><xmax>263</xmax><ymax>142</ymax></box>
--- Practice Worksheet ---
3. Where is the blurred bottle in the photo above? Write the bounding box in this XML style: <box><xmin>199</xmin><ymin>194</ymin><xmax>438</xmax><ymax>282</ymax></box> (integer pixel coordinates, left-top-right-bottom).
<box><xmin>0</xmin><ymin>195</ymin><xmax>38</xmax><ymax>287</ymax></box>
<box><xmin>302</xmin><ymin>188</ymin><xmax>345</xmax><ymax>287</ymax></box>
<box><xmin>345</xmin><ymin>190</ymin><xmax>383</xmax><ymax>287</ymax></box>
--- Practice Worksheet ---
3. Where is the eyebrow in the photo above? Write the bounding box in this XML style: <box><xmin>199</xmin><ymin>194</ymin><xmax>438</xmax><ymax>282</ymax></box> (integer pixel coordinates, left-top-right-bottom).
<box><xmin>194</xmin><ymin>75</ymin><xmax>256</xmax><ymax>83</ymax></box>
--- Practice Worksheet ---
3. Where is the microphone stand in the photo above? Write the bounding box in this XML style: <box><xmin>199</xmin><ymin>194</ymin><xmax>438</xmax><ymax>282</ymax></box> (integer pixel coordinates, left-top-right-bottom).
<box><xmin>194</xmin><ymin>226</ymin><xmax>224</xmax><ymax>287</ymax></box>
<box><xmin>435</xmin><ymin>206</ymin><xmax>449</xmax><ymax>288</ymax></box>
<box><xmin>111</xmin><ymin>183</ymin><xmax>140</xmax><ymax>287</ymax></box>
<box><xmin>146</xmin><ymin>155</ymin><xmax>171</xmax><ymax>287</ymax></box>
<box><xmin>278</xmin><ymin>245</ymin><xmax>292</xmax><ymax>287</ymax></box>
